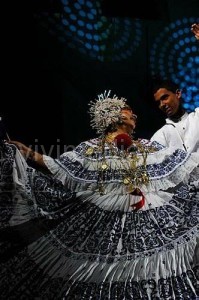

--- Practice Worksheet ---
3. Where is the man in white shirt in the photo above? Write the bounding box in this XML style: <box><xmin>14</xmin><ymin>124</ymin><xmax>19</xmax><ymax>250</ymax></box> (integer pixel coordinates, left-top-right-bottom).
<box><xmin>150</xmin><ymin>79</ymin><xmax>199</xmax><ymax>153</ymax></box>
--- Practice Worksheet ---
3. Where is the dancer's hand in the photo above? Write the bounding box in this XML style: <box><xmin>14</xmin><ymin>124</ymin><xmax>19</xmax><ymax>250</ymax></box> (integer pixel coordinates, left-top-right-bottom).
<box><xmin>8</xmin><ymin>140</ymin><xmax>33</xmax><ymax>159</ymax></box>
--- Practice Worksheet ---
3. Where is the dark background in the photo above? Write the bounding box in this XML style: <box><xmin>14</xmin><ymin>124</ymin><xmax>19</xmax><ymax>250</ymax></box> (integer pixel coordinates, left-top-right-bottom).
<box><xmin>2</xmin><ymin>0</ymin><xmax>199</xmax><ymax>157</ymax></box>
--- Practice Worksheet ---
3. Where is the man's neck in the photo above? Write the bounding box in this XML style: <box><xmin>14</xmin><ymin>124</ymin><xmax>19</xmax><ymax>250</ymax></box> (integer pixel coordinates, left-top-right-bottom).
<box><xmin>169</xmin><ymin>107</ymin><xmax>186</xmax><ymax>122</ymax></box>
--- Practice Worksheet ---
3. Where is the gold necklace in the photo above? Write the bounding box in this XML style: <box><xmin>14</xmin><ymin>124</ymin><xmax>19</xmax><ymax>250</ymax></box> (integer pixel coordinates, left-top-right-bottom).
<box><xmin>85</xmin><ymin>137</ymin><xmax>156</xmax><ymax>195</ymax></box>
<box><xmin>105</xmin><ymin>132</ymin><xmax>122</xmax><ymax>143</ymax></box>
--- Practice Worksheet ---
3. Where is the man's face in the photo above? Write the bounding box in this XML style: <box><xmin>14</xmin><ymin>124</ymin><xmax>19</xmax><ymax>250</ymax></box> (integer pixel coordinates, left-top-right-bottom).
<box><xmin>154</xmin><ymin>88</ymin><xmax>181</xmax><ymax>117</ymax></box>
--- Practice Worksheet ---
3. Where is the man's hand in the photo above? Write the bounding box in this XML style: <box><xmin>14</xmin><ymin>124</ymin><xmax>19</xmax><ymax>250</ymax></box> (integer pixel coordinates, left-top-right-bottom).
<box><xmin>191</xmin><ymin>23</ymin><xmax>199</xmax><ymax>40</ymax></box>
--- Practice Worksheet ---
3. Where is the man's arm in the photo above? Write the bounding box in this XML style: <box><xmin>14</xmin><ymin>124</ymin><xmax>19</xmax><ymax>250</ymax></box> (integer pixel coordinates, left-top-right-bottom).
<box><xmin>191</xmin><ymin>23</ymin><xmax>199</xmax><ymax>40</ymax></box>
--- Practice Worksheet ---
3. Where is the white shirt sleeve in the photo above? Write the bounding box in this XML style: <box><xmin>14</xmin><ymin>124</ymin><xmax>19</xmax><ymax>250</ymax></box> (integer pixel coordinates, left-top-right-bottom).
<box><xmin>150</xmin><ymin>128</ymin><xmax>168</xmax><ymax>147</ymax></box>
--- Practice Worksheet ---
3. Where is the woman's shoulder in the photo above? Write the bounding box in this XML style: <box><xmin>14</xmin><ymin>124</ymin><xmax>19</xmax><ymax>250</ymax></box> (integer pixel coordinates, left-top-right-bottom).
<box><xmin>134</xmin><ymin>138</ymin><xmax>166</xmax><ymax>152</ymax></box>
<box><xmin>76</xmin><ymin>138</ymin><xmax>100</xmax><ymax>148</ymax></box>
<box><xmin>65</xmin><ymin>138</ymin><xmax>101</xmax><ymax>157</ymax></box>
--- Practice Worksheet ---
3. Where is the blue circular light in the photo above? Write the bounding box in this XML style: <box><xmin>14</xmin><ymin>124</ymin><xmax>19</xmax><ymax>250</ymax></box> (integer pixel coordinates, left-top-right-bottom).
<box><xmin>86</xmin><ymin>23</ymin><xmax>93</xmax><ymax>30</ymax></box>
<box><xmin>85</xmin><ymin>42</ymin><xmax>92</xmax><ymax>49</ymax></box>
<box><xmin>86</xmin><ymin>1</ymin><xmax>93</xmax><ymax>8</ymax></box>
<box><xmin>62</xmin><ymin>18</ymin><xmax>69</xmax><ymax>26</ymax></box>
<box><xmin>184</xmin><ymin>37</ymin><xmax>190</xmax><ymax>43</ymax></box>
<box><xmin>64</xmin><ymin>6</ymin><xmax>71</xmax><ymax>13</ymax></box>
<box><xmin>179</xmin><ymin>40</ymin><xmax>184</xmax><ymax>46</ymax></box>
<box><xmin>79</xmin><ymin>10</ymin><xmax>86</xmax><ymax>17</ymax></box>
<box><xmin>77</xmin><ymin>30</ymin><xmax>84</xmax><ymax>37</ymax></box>
<box><xmin>93</xmin><ymin>34</ymin><xmax>99</xmax><ymax>41</ymax></box>
<box><xmin>41</xmin><ymin>2</ymin><xmax>143</xmax><ymax>62</ymax></box>
<box><xmin>183</xmin><ymin>103</ymin><xmax>189</xmax><ymax>109</ymax></box>
<box><xmin>93</xmin><ymin>45</ymin><xmax>99</xmax><ymax>51</ymax></box>
<box><xmin>69</xmin><ymin>25</ymin><xmax>76</xmax><ymax>32</ymax></box>
<box><xmin>192</xmin><ymin>46</ymin><xmax>197</xmax><ymax>52</ymax></box>
<box><xmin>90</xmin><ymin>8</ymin><xmax>97</xmax><ymax>15</ymax></box>
<box><xmin>86</xmin><ymin>33</ymin><xmax>92</xmax><ymax>40</ymax></box>
<box><xmin>185</xmin><ymin>47</ymin><xmax>191</xmax><ymax>53</ymax></box>
<box><xmin>87</xmin><ymin>13</ymin><xmax>94</xmax><ymax>20</ymax></box>
<box><xmin>74</xmin><ymin>3</ymin><xmax>81</xmax><ymax>9</ymax></box>
<box><xmin>195</xmin><ymin>56</ymin><xmax>199</xmax><ymax>63</ymax></box>
<box><xmin>185</xmin><ymin>75</ymin><xmax>191</xmax><ymax>81</ymax></box>
<box><xmin>70</xmin><ymin>14</ymin><xmax>77</xmax><ymax>21</ymax></box>
<box><xmin>77</xmin><ymin>20</ymin><xmax>84</xmax><ymax>26</ymax></box>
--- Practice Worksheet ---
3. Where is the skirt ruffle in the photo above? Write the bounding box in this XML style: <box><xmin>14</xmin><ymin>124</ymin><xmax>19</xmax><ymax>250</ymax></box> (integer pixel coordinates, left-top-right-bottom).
<box><xmin>0</xmin><ymin>142</ymin><xmax>199</xmax><ymax>299</ymax></box>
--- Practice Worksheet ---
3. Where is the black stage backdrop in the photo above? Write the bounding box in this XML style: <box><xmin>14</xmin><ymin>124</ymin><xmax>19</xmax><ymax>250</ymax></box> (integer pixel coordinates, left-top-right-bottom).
<box><xmin>2</xmin><ymin>0</ymin><xmax>199</xmax><ymax>157</ymax></box>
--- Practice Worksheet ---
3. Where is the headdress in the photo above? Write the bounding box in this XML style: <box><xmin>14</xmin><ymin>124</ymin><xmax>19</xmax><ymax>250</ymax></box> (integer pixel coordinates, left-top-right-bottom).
<box><xmin>89</xmin><ymin>90</ymin><xmax>128</xmax><ymax>134</ymax></box>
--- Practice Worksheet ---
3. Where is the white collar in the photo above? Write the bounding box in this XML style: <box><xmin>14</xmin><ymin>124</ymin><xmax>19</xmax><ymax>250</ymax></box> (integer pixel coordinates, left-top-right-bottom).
<box><xmin>166</xmin><ymin>111</ymin><xmax>188</xmax><ymax>124</ymax></box>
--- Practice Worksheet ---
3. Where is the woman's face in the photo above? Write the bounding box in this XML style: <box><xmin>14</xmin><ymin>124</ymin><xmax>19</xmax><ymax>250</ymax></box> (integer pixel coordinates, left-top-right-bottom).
<box><xmin>120</xmin><ymin>109</ymin><xmax>137</xmax><ymax>134</ymax></box>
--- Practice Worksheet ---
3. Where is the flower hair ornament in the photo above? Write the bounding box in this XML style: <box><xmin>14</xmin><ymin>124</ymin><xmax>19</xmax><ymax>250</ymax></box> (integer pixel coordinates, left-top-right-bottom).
<box><xmin>89</xmin><ymin>90</ymin><xmax>128</xmax><ymax>134</ymax></box>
